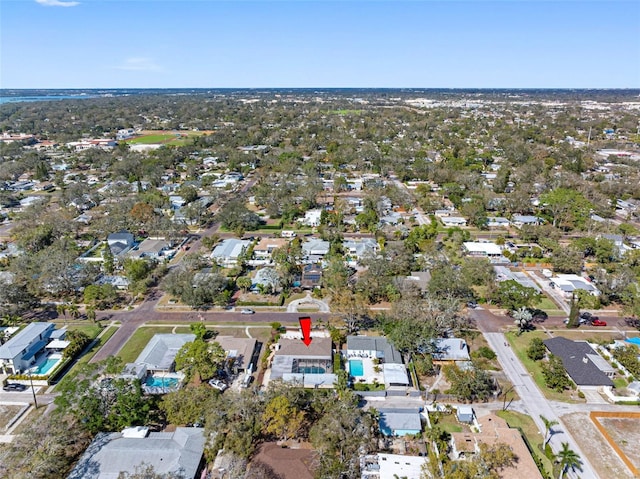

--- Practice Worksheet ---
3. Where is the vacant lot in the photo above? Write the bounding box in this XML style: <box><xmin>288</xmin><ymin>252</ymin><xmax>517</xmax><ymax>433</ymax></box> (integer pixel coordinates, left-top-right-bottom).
<box><xmin>598</xmin><ymin>415</ymin><xmax>640</xmax><ymax>473</ymax></box>
<box><xmin>125</xmin><ymin>130</ymin><xmax>210</xmax><ymax>146</ymax></box>
<box><xmin>562</xmin><ymin>412</ymin><xmax>635</xmax><ymax>479</ymax></box>
<box><xmin>0</xmin><ymin>405</ymin><xmax>24</xmax><ymax>431</ymax></box>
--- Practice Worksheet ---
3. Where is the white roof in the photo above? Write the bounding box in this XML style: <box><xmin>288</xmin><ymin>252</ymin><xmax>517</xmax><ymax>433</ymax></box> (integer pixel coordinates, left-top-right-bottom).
<box><xmin>463</xmin><ymin>242</ymin><xmax>502</xmax><ymax>255</ymax></box>
<box><xmin>376</xmin><ymin>453</ymin><xmax>427</xmax><ymax>479</ymax></box>
<box><xmin>46</xmin><ymin>339</ymin><xmax>69</xmax><ymax>349</ymax></box>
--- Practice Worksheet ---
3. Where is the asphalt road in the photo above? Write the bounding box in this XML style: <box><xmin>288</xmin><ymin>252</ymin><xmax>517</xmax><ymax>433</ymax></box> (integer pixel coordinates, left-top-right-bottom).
<box><xmin>472</xmin><ymin>309</ymin><xmax>599</xmax><ymax>479</ymax></box>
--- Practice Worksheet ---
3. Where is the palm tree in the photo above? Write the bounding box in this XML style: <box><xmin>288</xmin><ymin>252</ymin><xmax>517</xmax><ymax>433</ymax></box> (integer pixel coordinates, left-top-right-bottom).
<box><xmin>68</xmin><ymin>303</ymin><xmax>80</xmax><ymax>321</ymax></box>
<box><xmin>540</xmin><ymin>414</ymin><xmax>559</xmax><ymax>445</ymax></box>
<box><xmin>86</xmin><ymin>306</ymin><xmax>96</xmax><ymax>323</ymax></box>
<box><xmin>512</xmin><ymin>307</ymin><xmax>533</xmax><ymax>335</ymax></box>
<box><xmin>556</xmin><ymin>442</ymin><xmax>581</xmax><ymax>478</ymax></box>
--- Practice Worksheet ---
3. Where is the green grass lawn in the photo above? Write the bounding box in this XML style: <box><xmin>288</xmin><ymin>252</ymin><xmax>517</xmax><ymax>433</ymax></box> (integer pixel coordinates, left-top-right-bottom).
<box><xmin>64</xmin><ymin>326</ymin><xmax>118</xmax><ymax>375</ymax></box>
<box><xmin>67</xmin><ymin>324</ymin><xmax>103</xmax><ymax>339</ymax></box>
<box><xmin>505</xmin><ymin>331</ymin><xmax>582</xmax><ymax>402</ymax></box>
<box><xmin>126</xmin><ymin>134</ymin><xmax>177</xmax><ymax>144</ymax></box>
<box><xmin>117</xmin><ymin>327</ymin><xmax>176</xmax><ymax>363</ymax></box>
<box><xmin>535</xmin><ymin>296</ymin><xmax>560</xmax><ymax>311</ymax></box>
<box><xmin>496</xmin><ymin>410</ymin><xmax>555</xmax><ymax>477</ymax></box>
<box><xmin>613</xmin><ymin>377</ymin><xmax>628</xmax><ymax>389</ymax></box>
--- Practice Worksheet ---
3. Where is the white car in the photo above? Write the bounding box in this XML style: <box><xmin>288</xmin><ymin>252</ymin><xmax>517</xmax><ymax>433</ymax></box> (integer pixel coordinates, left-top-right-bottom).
<box><xmin>208</xmin><ymin>379</ymin><xmax>228</xmax><ymax>391</ymax></box>
<box><xmin>240</xmin><ymin>308</ymin><xmax>255</xmax><ymax>315</ymax></box>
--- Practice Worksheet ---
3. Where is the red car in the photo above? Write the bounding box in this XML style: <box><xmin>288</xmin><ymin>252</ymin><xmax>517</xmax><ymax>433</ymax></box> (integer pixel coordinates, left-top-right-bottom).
<box><xmin>592</xmin><ymin>319</ymin><xmax>607</xmax><ymax>326</ymax></box>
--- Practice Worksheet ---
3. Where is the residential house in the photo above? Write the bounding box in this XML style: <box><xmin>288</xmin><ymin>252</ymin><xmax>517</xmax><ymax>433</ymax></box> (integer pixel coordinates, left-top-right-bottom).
<box><xmin>404</xmin><ymin>271</ymin><xmax>431</xmax><ymax>292</ymax></box>
<box><xmin>302</xmin><ymin>239</ymin><xmax>330</xmax><ymax>262</ymax></box>
<box><xmin>67</xmin><ymin>427</ymin><xmax>205</xmax><ymax>479</ymax></box>
<box><xmin>543</xmin><ymin>337</ymin><xmax>614</xmax><ymax>388</ymax></box>
<box><xmin>361</xmin><ymin>453</ymin><xmax>427</xmax><ymax>479</ymax></box>
<box><xmin>378</xmin><ymin>408</ymin><xmax>422</xmax><ymax>437</ymax></box>
<box><xmin>127</xmin><ymin>238</ymin><xmax>171</xmax><ymax>261</ymax></box>
<box><xmin>450</xmin><ymin>414</ymin><xmax>543</xmax><ymax>479</ymax></box>
<box><xmin>463</xmin><ymin>242</ymin><xmax>503</xmax><ymax>259</ymax></box>
<box><xmin>440</xmin><ymin>216</ymin><xmax>467</xmax><ymax>227</ymax></box>
<box><xmin>301</xmin><ymin>263</ymin><xmax>323</xmax><ymax>289</ymax></box>
<box><xmin>431</xmin><ymin>338</ymin><xmax>471</xmax><ymax>366</ymax></box>
<box><xmin>511</xmin><ymin>215</ymin><xmax>544</xmax><ymax>228</ymax></box>
<box><xmin>132</xmin><ymin>334</ymin><xmax>196</xmax><ymax>374</ymax></box>
<box><xmin>456</xmin><ymin>406</ymin><xmax>475</xmax><ymax>424</ymax></box>
<box><xmin>107</xmin><ymin>231</ymin><xmax>135</xmax><ymax>257</ymax></box>
<box><xmin>270</xmin><ymin>337</ymin><xmax>336</xmax><ymax>388</ymax></box>
<box><xmin>346</xmin><ymin>336</ymin><xmax>409</xmax><ymax>388</ymax></box>
<box><xmin>252</xmin><ymin>237</ymin><xmax>288</xmax><ymax>264</ymax></box>
<box><xmin>96</xmin><ymin>275</ymin><xmax>130</xmax><ymax>290</ymax></box>
<box><xmin>210</xmin><ymin>239</ymin><xmax>251</xmax><ymax>267</ymax></box>
<box><xmin>116</xmin><ymin>128</ymin><xmax>136</xmax><ymax>140</ymax></box>
<box><xmin>302</xmin><ymin>209</ymin><xmax>323</xmax><ymax>227</ymax></box>
<box><xmin>486</xmin><ymin>217</ymin><xmax>510</xmax><ymax>228</ymax></box>
<box><xmin>0</xmin><ymin>322</ymin><xmax>63</xmax><ymax>374</ymax></box>
<box><xmin>549</xmin><ymin>274</ymin><xmax>600</xmax><ymax>298</ymax></box>
<box><xmin>215</xmin><ymin>336</ymin><xmax>259</xmax><ymax>374</ymax></box>
<box><xmin>252</xmin><ymin>267</ymin><xmax>281</xmax><ymax>292</ymax></box>
<box><xmin>343</xmin><ymin>238</ymin><xmax>379</xmax><ymax>266</ymax></box>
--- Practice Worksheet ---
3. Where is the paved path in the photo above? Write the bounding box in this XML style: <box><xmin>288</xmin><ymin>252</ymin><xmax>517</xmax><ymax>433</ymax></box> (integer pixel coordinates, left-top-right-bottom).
<box><xmin>286</xmin><ymin>294</ymin><xmax>330</xmax><ymax>313</ymax></box>
<box><xmin>473</xmin><ymin>308</ymin><xmax>599</xmax><ymax>478</ymax></box>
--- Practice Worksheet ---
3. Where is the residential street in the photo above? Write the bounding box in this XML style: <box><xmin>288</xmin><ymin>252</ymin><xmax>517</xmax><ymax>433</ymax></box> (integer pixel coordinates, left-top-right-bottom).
<box><xmin>472</xmin><ymin>309</ymin><xmax>599</xmax><ymax>479</ymax></box>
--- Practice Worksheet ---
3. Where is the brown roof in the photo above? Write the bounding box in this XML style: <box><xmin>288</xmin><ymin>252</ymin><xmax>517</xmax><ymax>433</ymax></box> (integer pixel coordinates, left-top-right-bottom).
<box><xmin>250</xmin><ymin>442</ymin><xmax>314</xmax><ymax>479</ymax></box>
<box><xmin>215</xmin><ymin>336</ymin><xmax>258</xmax><ymax>370</ymax></box>
<box><xmin>452</xmin><ymin>414</ymin><xmax>543</xmax><ymax>479</ymax></box>
<box><xmin>275</xmin><ymin>337</ymin><xmax>333</xmax><ymax>359</ymax></box>
<box><xmin>254</xmin><ymin>237</ymin><xmax>289</xmax><ymax>252</ymax></box>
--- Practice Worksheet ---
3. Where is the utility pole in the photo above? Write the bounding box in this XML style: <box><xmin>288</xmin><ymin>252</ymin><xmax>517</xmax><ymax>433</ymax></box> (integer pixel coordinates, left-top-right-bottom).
<box><xmin>28</xmin><ymin>373</ymin><xmax>38</xmax><ymax>409</ymax></box>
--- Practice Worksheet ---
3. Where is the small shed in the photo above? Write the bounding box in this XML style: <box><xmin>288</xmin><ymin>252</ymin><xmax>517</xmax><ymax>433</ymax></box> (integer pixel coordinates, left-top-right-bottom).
<box><xmin>456</xmin><ymin>406</ymin><xmax>475</xmax><ymax>424</ymax></box>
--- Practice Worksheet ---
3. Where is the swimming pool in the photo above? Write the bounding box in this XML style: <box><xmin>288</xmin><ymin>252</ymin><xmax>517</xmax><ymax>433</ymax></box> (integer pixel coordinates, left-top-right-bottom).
<box><xmin>349</xmin><ymin>359</ymin><xmax>364</xmax><ymax>377</ymax></box>
<box><xmin>144</xmin><ymin>376</ymin><xmax>179</xmax><ymax>388</ymax></box>
<box><xmin>32</xmin><ymin>357</ymin><xmax>61</xmax><ymax>375</ymax></box>
<box><xmin>297</xmin><ymin>366</ymin><xmax>326</xmax><ymax>374</ymax></box>
<box><xmin>626</xmin><ymin>337</ymin><xmax>640</xmax><ymax>346</ymax></box>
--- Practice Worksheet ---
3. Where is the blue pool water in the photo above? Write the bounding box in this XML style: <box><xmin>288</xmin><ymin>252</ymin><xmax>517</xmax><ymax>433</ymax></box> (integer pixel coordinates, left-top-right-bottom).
<box><xmin>626</xmin><ymin>337</ymin><xmax>640</xmax><ymax>346</ymax></box>
<box><xmin>144</xmin><ymin>376</ymin><xmax>179</xmax><ymax>388</ymax></box>
<box><xmin>349</xmin><ymin>359</ymin><xmax>364</xmax><ymax>377</ymax></box>
<box><xmin>32</xmin><ymin>357</ymin><xmax>60</xmax><ymax>375</ymax></box>
<box><xmin>297</xmin><ymin>366</ymin><xmax>325</xmax><ymax>374</ymax></box>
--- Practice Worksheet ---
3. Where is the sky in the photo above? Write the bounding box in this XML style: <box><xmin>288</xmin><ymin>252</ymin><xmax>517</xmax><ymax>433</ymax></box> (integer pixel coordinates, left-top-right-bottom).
<box><xmin>1</xmin><ymin>0</ymin><xmax>639</xmax><ymax>89</ymax></box>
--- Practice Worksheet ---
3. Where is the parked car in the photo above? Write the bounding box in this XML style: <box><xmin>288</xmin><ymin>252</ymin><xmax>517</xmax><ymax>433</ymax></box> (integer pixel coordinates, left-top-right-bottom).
<box><xmin>466</xmin><ymin>302</ymin><xmax>478</xmax><ymax>309</ymax></box>
<box><xmin>208</xmin><ymin>379</ymin><xmax>228</xmax><ymax>391</ymax></box>
<box><xmin>3</xmin><ymin>383</ymin><xmax>27</xmax><ymax>392</ymax></box>
<box><xmin>592</xmin><ymin>319</ymin><xmax>607</xmax><ymax>326</ymax></box>
<box><xmin>240</xmin><ymin>308</ymin><xmax>255</xmax><ymax>315</ymax></box>
<box><xmin>624</xmin><ymin>317</ymin><xmax>640</xmax><ymax>328</ymax></box>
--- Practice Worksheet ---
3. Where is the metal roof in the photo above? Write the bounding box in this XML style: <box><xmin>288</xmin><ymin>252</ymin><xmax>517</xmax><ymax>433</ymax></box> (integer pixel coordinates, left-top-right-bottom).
<box><xmin>0</xmin><ymin>322</ymin><xmax>54</xmax><ymax>360</ymax></box>
<box><xmin>134</xmin><ymin>334</ymin><xmax>196</xmax><ymax>371</ymax></box>
<box><xmin>67</xmin><ymin>427</ymin><xmax>205</xmax><ymax>479</ymax></box>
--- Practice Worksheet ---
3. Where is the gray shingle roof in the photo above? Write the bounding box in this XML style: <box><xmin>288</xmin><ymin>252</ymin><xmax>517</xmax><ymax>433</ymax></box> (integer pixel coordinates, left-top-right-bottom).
<box><xmin>543</xmin><ymin>337</ymin><xmax>614</xmax><ymax>387</ymax></box>
<box><xmin>67</xmin><ymin>427</ymin><xmax>205</xmax><ymax>479</ymax></box>
<box><xmin>378</xmin><ymin>408</ymin><xmax>422</xmax><ymax>435</ymax></box>
<box><xmin>346</xmin><ymin>336</ymin><xmax>403</xmax><ymax>364</ymax></box>
<box><xmin>134</xmin><ymin>334</ymin><xmax>196</xmax><ymax>371</ymax></box>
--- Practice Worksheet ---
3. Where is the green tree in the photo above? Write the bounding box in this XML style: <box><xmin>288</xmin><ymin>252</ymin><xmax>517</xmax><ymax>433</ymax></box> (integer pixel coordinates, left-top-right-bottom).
<box><xmin>527</xmin><ymin>337</ymin><xmax>546</xmax><ymax>361</ymax></box>
<box><xmin>262</xmin><ymin>395</ymin><xmax>305</xmax><ymax>441</ymax></box>
<box><xmin>512</xmin><ymin>306</ymin><xmax>533</xmax><ymax>335</ymax></box>
<box><xmin>541</xmin><ymin>355</ymin><xmax>572</xmax><ymax>392</ymax></box>
<box><xmin>555</xmin><ymin>442</ymin><xmax>581</xmax><ymax>479</ymax></box>
<box><xmin>236</xmin><ymin>276</ymin><xmax>253</xmax><ymax>293</ymax></box>
<box><xmin>539</xmin><ymin>188</ymin><xmax>593</xmax><ymax>230</ymax></box>
<box><xmin>174</xmin><ymin>339</ymin><xmax>226</xmax><ymax>382</ymax></box>
<box><xmin>63</xmin><ymin>330</ymin><xmax>91</xmax><ymax>359</ymax></box>
<box><xmin>443</xmin><ymin>364</ymin><xmax>495</xmax><ymax>402</ymax></box>
<box><xmin>189</xmin><ymin>322</ymin><xmax>208</xmax><ymax>340</ymax></box>
<box><xmin>159</xmin><ymin>384</ymin><xmax>219</xmax><ymax>425</ymax></box>
<box><xmin>540</xmin><ymin>415</ymin><xmax>559</xmax><ymax>446</ymax></box>
<box><xmin>494</xmin><ymin>280</ymin><xmax>541</xmax><ymax>310</ymax></box>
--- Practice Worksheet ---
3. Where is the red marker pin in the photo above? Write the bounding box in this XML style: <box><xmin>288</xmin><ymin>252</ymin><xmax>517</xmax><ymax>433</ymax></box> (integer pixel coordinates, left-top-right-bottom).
<box><xmin>299</xmin><ymin>316</ymin><xmax>312</xmax><ymax>346</ymax></box>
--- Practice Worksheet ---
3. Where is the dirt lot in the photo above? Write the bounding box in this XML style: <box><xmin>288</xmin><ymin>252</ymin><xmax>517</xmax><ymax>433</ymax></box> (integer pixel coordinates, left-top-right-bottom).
<box><xmin>599</xmin><ymin>416</ymin><xmax>640</xmax><ymax>471</ymax></box>
<box><xmin>562</xmin><ymin>412</ymin><xmax>635</xmax><ymax>479</ymax></box>
<box><xmin>0</xmin><ymin>405</ymin><xmax>24</xmax><ymax>431</ymax></box>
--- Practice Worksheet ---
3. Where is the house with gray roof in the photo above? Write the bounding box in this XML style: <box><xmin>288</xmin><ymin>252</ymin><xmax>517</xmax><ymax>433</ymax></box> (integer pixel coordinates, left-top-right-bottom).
<box><xmin>432</xmin><ymin>338</ymin><xmax>471</xmax><ymax>366</ymax></box>
<box><xmin>133</xmin><ymin>334</ymin><xmax>196</xmax><ymax>373</ymax></box>
<box><xmin>377</xmin><ymin>408</ymin><xmax>422</xmax><ymax>437</ymax></box>
<box><xmin>0</xmin><ymin>322</ymin><xmax>60</xmax><ymax>374</ymax></box>
<box><xmin>347</xmin><ymin>336</ymin><xmax>403</xmax><ymax>364</ymax></box>
<box><xmin>543</xmin><ymin>337</ymin><xmax>614</xmax><ymax>388</ymax></box>
<box><xmin>68</xmin><ymin>427</ymin><xmax>205</xmax><ymax>479</ymax></box>
<box><xmin>511</xmin><ymin>215</ymin><xmax>544</xmax><ymax>228</ymax></box>
<box><xmin>210</xmin><ymin>238</ymin><xmax>251</xmax><ymax>267</ymax></box>
<box><xmin>107</xmin><ymin>231</ymin><xmax>135</xmax><ymax>257</ymax></box>
<box><xmin>270</xmin><ymin>337</ymin><xmax>335</xmax><ymax>388</ymax></box>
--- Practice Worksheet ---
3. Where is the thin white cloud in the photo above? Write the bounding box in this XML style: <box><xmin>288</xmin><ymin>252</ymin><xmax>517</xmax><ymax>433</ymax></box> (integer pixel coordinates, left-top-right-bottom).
<box><xmin>35</xmin><ymin>0</ymin><xmax>80</xmax><ymax>7</ymax></box>
<box><xmin>115</xmin><ymin>57</ymin><xmax>163</xmax><ymax>72</ymax></box>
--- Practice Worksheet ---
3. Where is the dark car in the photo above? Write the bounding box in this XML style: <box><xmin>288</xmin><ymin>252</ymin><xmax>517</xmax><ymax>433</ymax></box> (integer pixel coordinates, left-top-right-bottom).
<box><xmin>3</xmin><ymin>383</ymin><xmax>27</xmax><ymax>392</ymax></box>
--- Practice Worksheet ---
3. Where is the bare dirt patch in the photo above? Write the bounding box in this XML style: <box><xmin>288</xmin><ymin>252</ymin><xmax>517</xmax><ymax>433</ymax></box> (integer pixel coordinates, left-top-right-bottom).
<box><xmin>0</xmin><ymin>405</ymin><xmax>24</xmax><ymax>431</ymax></box>
<box><xmin>597</xmin><ymin>416</ymin><xmax>640</xmax><ymax>472</ymax></box>
<box><xmin>562</xmin><ymin>412</ymin><xmax>634</xmax><ymax>479</ymax></box>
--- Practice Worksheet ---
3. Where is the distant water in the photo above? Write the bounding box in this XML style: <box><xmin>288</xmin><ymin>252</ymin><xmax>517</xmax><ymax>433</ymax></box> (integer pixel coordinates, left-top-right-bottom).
<box><xmin>0</xmin><ymin>94</ymin><xmax>100</xmax><ymax>104</ymax></box>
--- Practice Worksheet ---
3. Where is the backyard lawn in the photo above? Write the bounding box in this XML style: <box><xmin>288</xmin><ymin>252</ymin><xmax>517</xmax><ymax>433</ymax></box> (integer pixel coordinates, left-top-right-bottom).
<box><xmin>496</xmin><ymin>410</ymin><xmax>555</xmax><ymax>478</ymax></box>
